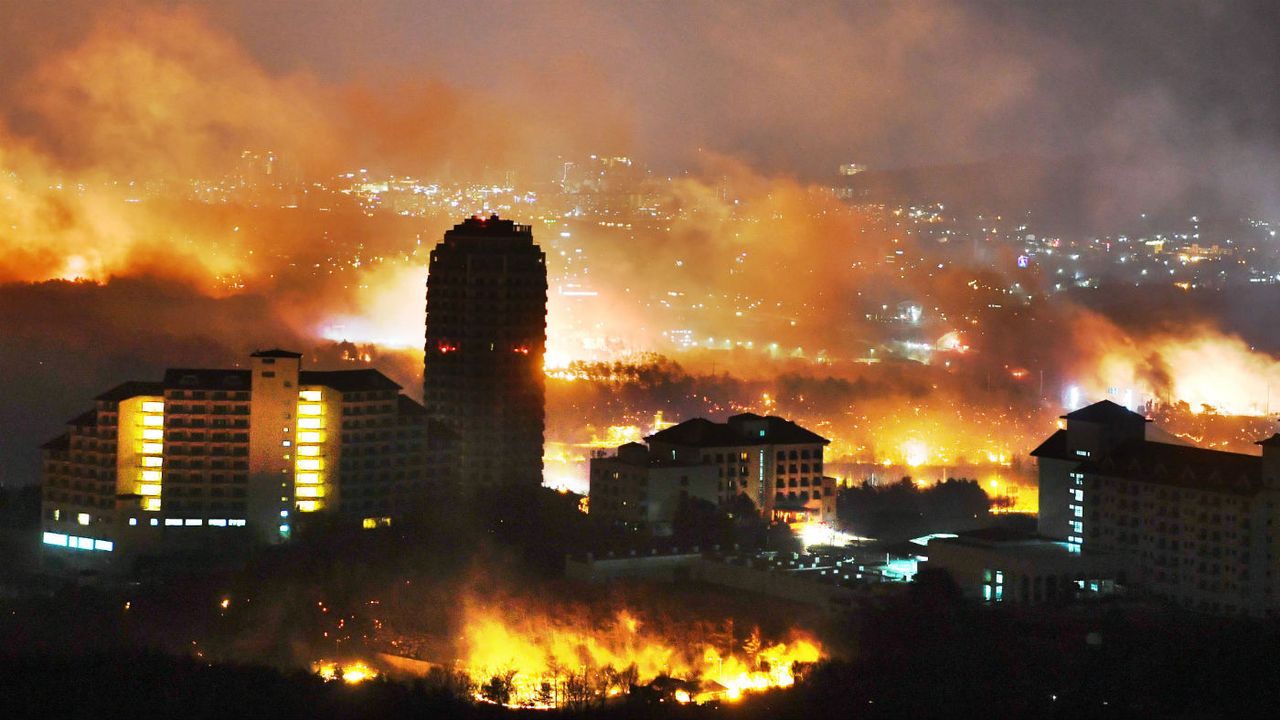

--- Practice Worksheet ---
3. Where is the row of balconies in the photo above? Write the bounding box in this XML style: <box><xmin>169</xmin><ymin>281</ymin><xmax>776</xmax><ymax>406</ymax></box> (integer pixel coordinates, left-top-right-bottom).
<box><xmin>164</xmin><ymin>405</ymin><xmax>250</xmax><ymax>415</ymax></box>
<box><xmin>164</xmin><ymin>445</ymin><xmax>250</xmax><ymax>456</ymax></box>
<box><xmin>159</xmin><ymin>474</ymin><xmax>248</xmax><ymax>483</ymax></box>
<box><xmin>166</xmin><ymin>391</ymin><xmax>249</xmax><ymax>401</ymax></box>
<box><xmin>167</xmin><ymin>418</ymin><xmax>249</xmax><ymax>429</ymax></box>
<box><xmin>165</xmin><ymin>459</ymin><xmax>249</xmax><ymax>470</ymax></box>
<box><xmin>166</xmin><ymin>431</ymin><xmax>250</xmax><ymax>442</ymax></box>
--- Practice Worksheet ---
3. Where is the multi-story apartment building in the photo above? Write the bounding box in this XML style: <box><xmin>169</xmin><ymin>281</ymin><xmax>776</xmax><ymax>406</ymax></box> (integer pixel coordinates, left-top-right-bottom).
<box><xmin>39</xmin><ymin>350</ymin><xmax>431</xmax><ymax>570</ymax></box>
<box><xmin>643</xmin><ymin>413</ymin><xmax>836</xmax><ymax>524</ymax></box>
<box><xmin>587</xmin><ymin>442</ymin><xmax>719</xmax><ymax>532</ymax></box>
<box><xmin>424</xmin><ymin>214</ymin><xmax>547</xmax><ymax>491</ymax></box>
<box><xmin>1034</xmin><ymin>399</ymin><xmax>1280</xmax><ymax>617</ymax></box>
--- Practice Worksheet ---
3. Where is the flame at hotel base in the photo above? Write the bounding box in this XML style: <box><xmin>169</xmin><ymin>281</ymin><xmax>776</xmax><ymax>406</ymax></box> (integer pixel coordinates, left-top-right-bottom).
<box><xmin>454</xmin><ymin>602</ymin><xmax>821</xmax><ymax>709</ymax></box>
<box><xmin>314</xmin><ymin>660</ymin><xmax>378</xmax><ymax>684</ymax></box>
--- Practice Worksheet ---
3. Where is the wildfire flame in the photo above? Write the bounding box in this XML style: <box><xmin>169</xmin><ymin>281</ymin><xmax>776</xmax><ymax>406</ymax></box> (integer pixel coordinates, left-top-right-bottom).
<box><xmin>456</xmin><ymin>602</ymin><xmax>821</xmax><ymax>708</ymax></box>
<box><xmin>314</xmin><ymin>660</ymin><xmax>378</xmax><ymax>684</ymax></box>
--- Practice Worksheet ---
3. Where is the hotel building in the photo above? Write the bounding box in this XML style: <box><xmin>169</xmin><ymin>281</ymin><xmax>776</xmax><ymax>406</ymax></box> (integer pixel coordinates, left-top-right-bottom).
<box><xmin>617</xmin><ymin>413</ymin><xmax>837</xmax><ymax>525</ymax></box>
<box><xmin>39</xmin><ymin>350</ymin><xmax>431</xmax><ymax>570</ymax></box>
<box><xmin>587</xmin><ymin>442</ymin><xmax>720</xmax><ymax>532</ymax></box>
<box><xmin>424</xmin><ymin>215</ymin><xmax>547</xmax><ymax>491</ymax></box>
<box><xmin>1034</xmin><ymin>400</ymin><xmax>1280</xmax><ymax>617</ymax></box>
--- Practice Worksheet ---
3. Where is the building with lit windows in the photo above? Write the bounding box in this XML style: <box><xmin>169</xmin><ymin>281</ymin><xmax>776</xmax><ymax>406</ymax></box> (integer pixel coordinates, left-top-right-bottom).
<box><xmin>587</xmin><ymin>442</ymin><xmax>720</xmax><ymax>532</ymax></box>
<box><xmin>39</xmin><ymin>350</ymin><xmax>431</xmax><ymax>571</ymax></box>
<box><xmin>643</xmin><ymin>413</ymin><xmax>836</xmax><ymax>524</ymax></box>
<box><xmin>1033</xmin><ymin>399</ymin><xmax>1280</xmax><ymax>617</ymax></box>
<box><xmin>424</xmin><ymin>214</ymin><xmax>547</xmax><ymax>491</ymax></box>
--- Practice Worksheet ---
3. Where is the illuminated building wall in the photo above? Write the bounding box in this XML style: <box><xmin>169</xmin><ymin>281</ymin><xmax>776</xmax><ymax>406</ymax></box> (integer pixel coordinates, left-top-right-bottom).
<box><xmin>424</xmin><ymin>214</ymin><xmax>547</xmax><ymax>491</ymax></box>
<box><xmin>293</xmin><ymin>386</ymin><xmax>332</xmax><ymax>515</ymax></box>
<box><xmin>116</xmin><ymin>395</ymin><xmax>166</xmax><ymax>514</ymax></box>
<box><xmin>39</xmin><ymin>350</ymin><xmax>433</xmax><ymax>570</ymax></box>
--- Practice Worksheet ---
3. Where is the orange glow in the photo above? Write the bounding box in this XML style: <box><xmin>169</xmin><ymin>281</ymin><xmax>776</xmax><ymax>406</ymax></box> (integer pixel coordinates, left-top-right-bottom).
<box><xmin>314</xmin><ymin>660</ymin><xmax>378</xmax><ymax>684</ymax></box>
<box><xmin>457</xmin><ymin>602</ymin><xmax>821</xmax><ymax>708</ymax></box>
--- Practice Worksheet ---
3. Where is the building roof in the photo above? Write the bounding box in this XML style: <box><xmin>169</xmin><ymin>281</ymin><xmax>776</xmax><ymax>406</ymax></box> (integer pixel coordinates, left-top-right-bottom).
<box><xmin>41</xmin><ymin>432</ymin><xmax>71</xmax><ymax>451</ymax></box>
<box><xmin>163</xmin><ymin>368</ymin><xmax>252</xmax><ymax>390</ymax></box>
<box><xmin>250</xmin><ymin>348</ymin><xmax>302</xmax><ymax>359</ymax></box>
<box><xmin>1083</xmin><ymin>439</ymin><xmax>1263</xmax><ymax>495</ymax></box>
<box><xmin>67</xmin><ymin>409</ymin><xmax>97</xmax><ymax>427</ymax></box>
<box><xmin>300</xmin><ymin>369</ymin><xmax>401</xmax><ymax>393</ymax></box>
<box><xmin>1257</xmin><ymin>433</ymin><xmax>1280</xmax><ymax>448</ymax></box>
<box><xmin>444</xmin><ymin>214</ymin><xmax>533</xmax><ymax>238</ymax></box>
<box><xmin>1061</xmin><ymin>399</ymin><xmax>1149</xmax><ymax>423</ymax></box>
<box><xmin>95</xmin><ymin>381</ymin><xmax>165</xmax><ymax>402</ymax></box>
<box><xmin>397</xmin><ymin>395</ymin><xmax>427</xmax><ymax>416</ymax></box>
<box><xmin>646</xmin><ymin>413</ymin><xmax>829</xmax><ymax>447</ymax></box>
<box><xmin>1029</xmin><ymin>429</ymin><xmax>1070</xmax><ymax>459</ymax></box>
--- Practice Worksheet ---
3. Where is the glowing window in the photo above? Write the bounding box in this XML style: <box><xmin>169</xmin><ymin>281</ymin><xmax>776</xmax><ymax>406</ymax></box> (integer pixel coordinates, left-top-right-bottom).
<box><xmin>140</xmin><ymin>470</ymin><xmax>162</xmax><ymax>482</ymax></box>
<box><xmin>228</xmin><ymin>519</ymin><xmax>247</xmax><ymax>527</ymax></box>
<box><xmin>142</xmin><ymin>442</ymin><xmax>164</xmax><ymax>455</ymax></box>
<box><xmin>208</xmin><ymin>519</ymin><xmax>227</xmax><ymax>527</ymax></box>
<box><xmin>297</xmin><ymin>445</ymin><xmax>320</xmax><ymax>457</ymax></box>
<box><xmin>75</xmin><ymin>536</ymin><xmax>95</xmax><ymax>550</ymax></box>
<box><xmin>297</xmin><ymin>431</ymin><xmax>322</xmax><ymax>444</ymax></box>
<box><xmin>138</xmin><ymin>484</ymin><xmax>162</xmax><ymax>496</ymax></box>
<box><xmin>76</xmin><ymin>512</ymin><xmax>90</xmax><ymax>526</ymax></box>
<box><xmin>298</xmin><ymin>418</ymin><xmax>323</xmax><ymax>430</ymax></box>
<box><xmin>184</xmin><ymin>519</ymin><xmax>203</xmax><ymax>526</ymax></box>
<box><xmin>142</xmin><ymin>428</ymin><xmax>164</xmax><ymax>441</ymax></box>
<box><xmin>296</xmin><ymin>500</ymin><xmax>321</xmax><ymax>513</ymax></box>
<box><xmin>143</xmin><ymin>415</ymin><xmax>164</xmax><ymax>427</ymax></box>
<box><xmin>296</xmin><ymin>485</ymin><xmax>325</xmax><ymax>498</ymax></box>
<box><xmin>298</xmin><ymin>404</ymin><xmax>323</xmax><ymax>416</ymax></box>
<box><xmin>128</xmin><ymin>518</ymin><xmax>138</xmax><ymax>526</ymax></box>
<box><xmin>164</xmin><ymin>518</ymin><xmax>182</xmax><ymax>526</ymax></box>
<box><xmin>295</xmin><ymin>472</ymin><xmax>320</xmax><ymax>484</ymax></box>
<box><xmin>143</xmin><ymin>498</ymin><xmax>162</xmax><ymax>511</ymax></box>
<box><xmin>149</xmin><ymin>518</ymin><xmax>159</xmax><ymax>526</ymax></box>
<box><xmin>362</xmin><ymin>518</ymin><xmax>377</xmax><ymax>529</ymax></box>
<box><xmin>141</xmin><ymin>401</ymin><xmax>165</xmax><ymax>413</ymax></box>
<box><xmin>142</xmin><ymin>456</ymin><xmax>163</xmax><ymax>467</ymax></box>
<box><xmin>42</xmin><ymin>532</ymin><xmax>68</xmax><ymax>547</ymax></box>
<box><xmin>93</xmin><ymin>539</ymin><xmax>114</xmax><ymax>552</ymax></box>
<box><xmin>296</xmin><ymin>458</ymin><xmax>322</xmax><ymax>471</ymax></box>
<box><xmin>299</xmin><ymin>390</ymin><xmax>322</xmax><ymax>402</ymax></box>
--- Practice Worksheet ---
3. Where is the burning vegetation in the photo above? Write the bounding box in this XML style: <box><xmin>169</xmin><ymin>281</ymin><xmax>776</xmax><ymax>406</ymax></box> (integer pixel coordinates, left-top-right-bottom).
<box><xmin>450</xmin><ymin>601</ymin><xmax>821</xmax><ymax>708</ymax></box>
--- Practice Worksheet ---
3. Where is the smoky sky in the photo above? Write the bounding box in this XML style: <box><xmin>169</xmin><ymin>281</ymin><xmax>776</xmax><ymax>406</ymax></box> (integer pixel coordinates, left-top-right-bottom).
<box><xmin>3</xmin><ymin>0</ymin><xmax>1280</xmax><ymax>487</ymax></box>
<box><xmin>1</xmin><ymin>0</ymin><xmax>1278</xmax><ymax>180</ymax></box>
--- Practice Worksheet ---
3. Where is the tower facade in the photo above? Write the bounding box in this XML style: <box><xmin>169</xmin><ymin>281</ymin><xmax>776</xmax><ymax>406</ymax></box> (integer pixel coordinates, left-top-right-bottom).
<box><xmin>424</xmin><ymin>215</ymin><xmax>547</xmax><ymax>491</ymax></box>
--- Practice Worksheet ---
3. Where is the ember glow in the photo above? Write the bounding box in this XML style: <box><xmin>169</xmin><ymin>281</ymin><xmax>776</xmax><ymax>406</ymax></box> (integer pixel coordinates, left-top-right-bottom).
<box><xmin>314</xmin><ymin>660</ymin><xmax>378</xmax><ymax>684</ymax></box>
<box><xmin>455</xmin><ymin>601</ymin><xmax>821</xmax><ymax>708</ymax></box>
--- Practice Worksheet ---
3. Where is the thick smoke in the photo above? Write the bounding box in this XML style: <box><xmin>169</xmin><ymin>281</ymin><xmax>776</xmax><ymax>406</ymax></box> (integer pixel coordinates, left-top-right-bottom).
<box><xmin>2</xmin><ymin>2</ymin><xmax>1279</xmax><ymax>490</ymax></box>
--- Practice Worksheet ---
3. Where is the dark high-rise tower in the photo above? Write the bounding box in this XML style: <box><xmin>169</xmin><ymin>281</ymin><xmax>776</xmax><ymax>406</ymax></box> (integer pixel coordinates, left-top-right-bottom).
<box><xmin>424</xmin><ymin>215</ymin><xmax>547</xmax><ymax>491</ymax></box>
